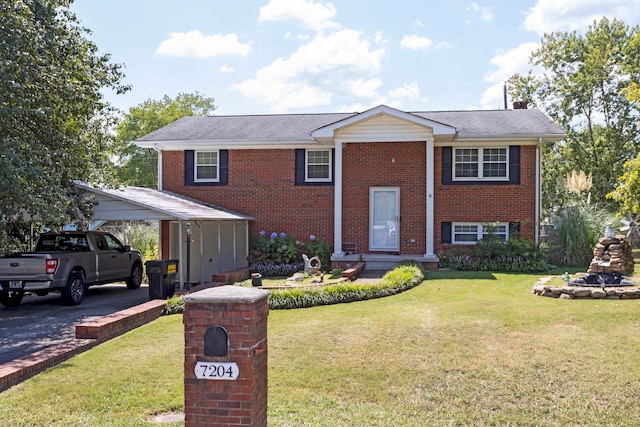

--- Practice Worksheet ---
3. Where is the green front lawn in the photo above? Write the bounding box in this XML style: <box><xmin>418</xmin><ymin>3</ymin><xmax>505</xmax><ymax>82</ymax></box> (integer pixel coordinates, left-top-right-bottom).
<box><xmin>2</xmin><ymin>270</ymin><xmax>640</xmax><ymax>426</ymax></box>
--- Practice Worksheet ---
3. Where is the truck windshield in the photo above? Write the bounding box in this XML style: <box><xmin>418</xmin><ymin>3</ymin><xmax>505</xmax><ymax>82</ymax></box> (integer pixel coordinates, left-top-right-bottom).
<box><xmin>35</xmin><ymin>234</ymin><xmax>90</xmax><ymax>252</ymax></box>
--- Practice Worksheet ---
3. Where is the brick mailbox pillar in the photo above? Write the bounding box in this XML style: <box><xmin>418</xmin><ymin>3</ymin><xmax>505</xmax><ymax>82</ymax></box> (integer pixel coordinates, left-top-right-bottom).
<box><xmin>183</xmin><ymin>285</ymin><xmax>270</xmax><ymax>427</ymax></box>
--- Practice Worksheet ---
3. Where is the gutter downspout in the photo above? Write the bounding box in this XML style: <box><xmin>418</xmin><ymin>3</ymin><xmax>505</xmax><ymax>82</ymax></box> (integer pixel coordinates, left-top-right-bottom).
<box><xmin>153</xmin><ymin>144</ymin><xmax>163</xmax><ymax>191</ymax></box>
<box><xmin>535</xmin><ymin>137</ymin><xmax>542</xmax><ymax>246</ymax></box>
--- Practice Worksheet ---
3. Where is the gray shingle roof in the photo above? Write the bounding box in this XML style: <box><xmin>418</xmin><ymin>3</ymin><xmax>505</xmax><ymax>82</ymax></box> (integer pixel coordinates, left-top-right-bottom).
<box><xmin>137</xmin><ymin>112</ymin><xmax>352</xmax><ymax>142</ymax></box>
<box><xmin>414</xmin><ymin>109</ymin><xmax>564</xmax><ymax>138</ymax></box>
<box><xmin>136</xmin><ymin>107</ymin><xmax>564</xmax><ymax>144</ymax></box>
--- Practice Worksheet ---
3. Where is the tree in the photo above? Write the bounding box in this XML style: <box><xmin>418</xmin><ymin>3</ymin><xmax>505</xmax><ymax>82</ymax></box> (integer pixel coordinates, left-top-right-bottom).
<box><xmin>607</xmin><ymin>155</ymin><xmax>640</xmax><ymax>214</ymax></box>
<box><xmin>625</xmin><ymin>32</ymin><xmax>640</xmax><ymax>103</ymax></box>
<box><xmin>508</xmin><ymin>18</ymin><xmax>640</xmax><ymax>213</ymax></box>
<box><xmin>605</xmin><ymin>32</ymin><xmax>640</xmax><ymax>216</ymax></box>
<box><xmin>0</xmin><ymin>0</ymin><xmax>128</xmax><ymax>251</ymax></box>
<box><xmin>113</xmin><ymin>92</ymin><xmax>217</xmax><ymax>188</ymax></box>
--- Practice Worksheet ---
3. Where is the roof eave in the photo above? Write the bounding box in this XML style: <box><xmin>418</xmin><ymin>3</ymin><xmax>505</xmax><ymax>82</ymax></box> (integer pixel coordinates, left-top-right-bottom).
<box><xmin>453</xmin><ymin>133</ymin><xmax>565</xmax><ymax>142</ymax></box>
<box><xmin>136</xmin><ymin>139</ymin><xmax>322</xmax><ymax>150</ymax></box>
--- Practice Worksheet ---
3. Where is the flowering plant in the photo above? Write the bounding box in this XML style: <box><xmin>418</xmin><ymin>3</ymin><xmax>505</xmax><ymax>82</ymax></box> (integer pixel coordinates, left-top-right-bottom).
<box><xmin>248</xmin><ymin>231</ymin><xmax>332</xmax><ymax>276</ymax></box>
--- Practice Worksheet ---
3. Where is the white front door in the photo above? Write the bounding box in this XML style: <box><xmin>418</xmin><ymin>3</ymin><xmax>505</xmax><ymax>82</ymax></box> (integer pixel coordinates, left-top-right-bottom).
<box><xmin>369</xmin><ymin>187</ymin><xmax>400</xmax><ymax>251</ymax></box>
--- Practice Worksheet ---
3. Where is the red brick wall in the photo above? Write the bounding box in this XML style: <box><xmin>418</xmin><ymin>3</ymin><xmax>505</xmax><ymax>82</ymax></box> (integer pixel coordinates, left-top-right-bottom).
<box><xmin>433</xmin><ymin>145</ymin><xmax>538</xmax><ymax>251</ymax></box>
<box><xmin>161</xmin><ymin>143</ymin><xmax>538</xmax><ymax>256</ymax></box>
<box><xmin>163</xmin><ymin>150</ymin><xmax>334</xmax><ymax>244</ymax></box>
<box><xmin>342</xmin><ymin>142</ymin><xmax>426</xmax><ymax>254</ymax></box>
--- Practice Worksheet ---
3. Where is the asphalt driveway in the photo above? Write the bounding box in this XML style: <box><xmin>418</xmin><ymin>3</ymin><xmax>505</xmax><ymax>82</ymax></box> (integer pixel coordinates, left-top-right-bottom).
<box><xmin>0</xmin><ymin>284</ymin><xmax>151</xmax><ymax>364</ymax></box>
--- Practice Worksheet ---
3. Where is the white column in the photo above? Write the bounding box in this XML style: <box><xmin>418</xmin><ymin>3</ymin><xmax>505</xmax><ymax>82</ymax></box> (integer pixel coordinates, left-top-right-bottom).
<box><xmin>333</xmin><ymin>142</ymin><xmax>344</xmax><ymax>256</ymax></box>
<box><xmin>425</xmin><ymin>138</ymin><xmax>435</xmax><ymax>257</ymax></box>
<box><xmin>178</xmin><ymin>220</ymin><xmax>184</xmax><ymax>290</ymax></box>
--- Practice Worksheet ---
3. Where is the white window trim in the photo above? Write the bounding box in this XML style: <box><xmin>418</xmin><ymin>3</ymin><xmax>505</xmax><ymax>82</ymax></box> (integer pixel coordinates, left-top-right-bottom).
<box><xmin>305</xmin><ymin>149</ymin><xmax>332</xmax><ymax>182</ymax></box>
<box><xmin>194</xmin><ymin>150</ymin><xmax>220</xmax><ymax>183</ymax></box>
<box><xmin>452</xmin><ymin>147</ymin><xmax>509</xmax><ymax>181</ymax></box>
<box><xmin>452</xmin><ymin>222</ymin><xmax>509</xmax><ymax>245</ymax></box>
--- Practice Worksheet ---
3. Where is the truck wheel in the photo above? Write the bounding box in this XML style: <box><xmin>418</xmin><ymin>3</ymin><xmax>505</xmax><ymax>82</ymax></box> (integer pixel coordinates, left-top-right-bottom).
<box><xmin>62</xmin><ymin>273</ymin><xmax>86</xmax><ymax>305</ymax></box>
<box><xmin>0</xmin><ymin>290</ymin><xmax>25</xmax><ymax>307</ymax></box>
<box><xmin>126</xmin><ymin>263</ymin><xmax>143</xmax><ymax>289</ymax></box>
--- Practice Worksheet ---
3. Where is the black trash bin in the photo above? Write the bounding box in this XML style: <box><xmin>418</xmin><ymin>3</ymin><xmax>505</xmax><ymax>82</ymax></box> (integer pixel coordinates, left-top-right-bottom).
<box><xmin>145</xmin><ymin>259</ymin><xmax>179</xmax><ymax>300</ymax></box>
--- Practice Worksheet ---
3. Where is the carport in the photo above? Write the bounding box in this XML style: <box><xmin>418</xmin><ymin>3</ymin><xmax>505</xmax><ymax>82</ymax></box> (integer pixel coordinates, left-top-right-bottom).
<box><xmin>77</xmin><ymin>183</ymin><xmax>253</xmax><ymax>289</ymax></box>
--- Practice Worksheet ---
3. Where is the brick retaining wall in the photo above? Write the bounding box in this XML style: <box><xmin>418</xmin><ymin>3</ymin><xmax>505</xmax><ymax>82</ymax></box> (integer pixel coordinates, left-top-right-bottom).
<box><xmin>0</xmin><ymin>299</ymin><xmax>167</xmax><ymax>392</ymax></box>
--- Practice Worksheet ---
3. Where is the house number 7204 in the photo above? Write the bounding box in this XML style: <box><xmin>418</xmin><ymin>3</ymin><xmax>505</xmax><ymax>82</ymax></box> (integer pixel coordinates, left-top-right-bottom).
<box><xmin>194</xmin><ymin>361</ymin><xmax>239</xmax><ymax>380</ymax></box>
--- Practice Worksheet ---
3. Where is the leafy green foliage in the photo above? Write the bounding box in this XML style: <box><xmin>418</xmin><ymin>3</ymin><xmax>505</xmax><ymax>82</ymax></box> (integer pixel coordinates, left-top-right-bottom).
<box><xmin>112</xmin><ymin>92</ymin><xmax>217</xmax><ymax>188</ymax></box>
<box><xmin>0</xmin><ymin>0</ymin><xmax>128</xmax><ymax>250</ymax></box>
<box><xmin>607</xmin><ymin>154</ymin><xmax>640</xmax><ymax>215</ymax></box>
<box><xmin>250</xmin><ymin>262</ymin><xmax>302</xmax><ymax>278</ymax></box>
<box><xmin>268</xmin><ymin>265</ymin><xmax>424</xmax><ymax>309</ymax></box>
<box><xmin>508</xmin><ymin>18</ymin><xmax>640</xmax><ymax>212</ymax></box>
<box><xmin>440</xmin><ymin>233</ymin><xmax>550</xmax><ymax>272</ymax></box>
<box><xmin>248</xmin><ymin>232</ymin><xmax>332</xmax><ymax>277</ymax></box>
<box><xmin>161</xmin><ymin>295</ymin><xmax>185</xmax><ymax>315</ymax></box>
<box><xmin>98</xmin><ymin>221</ymin><xmax>159</xmax><ymax>261</ymax></box>
<box><xmin>543</xmin><ymin>204</ymin><xmax>615</xmax><ymax>266</ymax></box>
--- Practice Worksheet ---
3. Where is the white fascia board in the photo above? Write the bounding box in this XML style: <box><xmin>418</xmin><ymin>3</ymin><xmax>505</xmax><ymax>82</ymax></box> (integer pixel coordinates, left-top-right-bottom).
<box><xmin>311</xmin><ymin>104</ymin><xmax>457</xmax><ymax>139</ymax></box>
<box><xmin>135</xmin><ymin>139</ymin><xmax>321</xmax><ymax>150</ymax></box>
<box><xmin>439</xmin><ymin>134</ymin><xmax>564</xmax><ymax>146</ymax></box>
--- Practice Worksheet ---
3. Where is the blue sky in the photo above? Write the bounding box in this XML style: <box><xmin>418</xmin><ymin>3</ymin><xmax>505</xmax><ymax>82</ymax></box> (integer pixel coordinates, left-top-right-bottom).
<box><xmin>71</xmin><ymin>0</ymin><xmax>640</xmax><ymax>116</ymax></box>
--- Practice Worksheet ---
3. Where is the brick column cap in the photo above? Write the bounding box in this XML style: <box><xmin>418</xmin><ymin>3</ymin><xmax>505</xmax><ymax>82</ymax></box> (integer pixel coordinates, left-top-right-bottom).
<box><xmin>183</xmin><ymin>285</ymin><xmax>270</xmax><ymax>304</ymax></box>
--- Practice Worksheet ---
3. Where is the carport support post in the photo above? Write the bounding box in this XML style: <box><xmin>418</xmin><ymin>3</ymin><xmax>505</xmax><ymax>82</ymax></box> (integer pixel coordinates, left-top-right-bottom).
<box><xmin>183</xmin><ymin>286</ymin><xmax>270</xmax><ymax>427</ymax></box>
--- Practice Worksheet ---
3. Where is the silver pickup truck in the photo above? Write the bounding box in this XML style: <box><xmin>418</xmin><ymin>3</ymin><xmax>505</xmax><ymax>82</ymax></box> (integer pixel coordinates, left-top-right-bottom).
<box><xmin>0</xmin><ymin>231</ymin><xmax>143</xmax><ymax>307</ymax></box>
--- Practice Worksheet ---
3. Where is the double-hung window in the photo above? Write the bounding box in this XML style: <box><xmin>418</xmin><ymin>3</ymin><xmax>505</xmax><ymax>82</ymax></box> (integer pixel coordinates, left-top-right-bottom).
<box><xmin>305</xmin><ymin>149</ymin><xmax>332</xmax><ymax>182</ymax></box>
<box><xmin>453</xmin><ymin>147</ymin><xmax>508</xmax><ymax>181</ymax></box>
<box><xmin>452</xmin><ymin>222</ymin><xmax>508</xmax><ymax>244</ymax></box>
<box><xmin>195</xmin><ymin>151</ymin><xmax>219</xmax><ymax>183</ymax></box>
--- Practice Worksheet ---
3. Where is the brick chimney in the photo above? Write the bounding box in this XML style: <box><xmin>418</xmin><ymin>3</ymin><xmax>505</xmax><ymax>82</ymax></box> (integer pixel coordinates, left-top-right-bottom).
<box><xmin>513</xmin><ymin>101</ymin><xmax>528</xmax><ymax>109</ymax></box>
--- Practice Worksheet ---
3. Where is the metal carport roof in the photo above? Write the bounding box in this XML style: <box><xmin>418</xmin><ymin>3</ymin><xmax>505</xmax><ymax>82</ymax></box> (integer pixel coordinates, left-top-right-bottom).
<box><xmin>76</xmin><ymin>183</ymin><xmax>253</xmax><ymax>289</ymax></box>
<box><xmin>76</xmin><ymin>183</ymin><xmax>253</xmax><ymax>222</ymax></box>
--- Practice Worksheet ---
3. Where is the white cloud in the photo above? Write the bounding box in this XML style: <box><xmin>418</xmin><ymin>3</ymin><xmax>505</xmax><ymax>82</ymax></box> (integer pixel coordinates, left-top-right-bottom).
<box><xmin>480</xmin><ymin>42</ymin><xmax>540</xmax><ymax>109</ymax></box>
<box><xmin>230</xmin><ymin>29</ymin><xmax>386</xmax><ymax>112</ymax></box>
<box><xmin>388</xmin><ymin>82</ymin><xmax>421</xmax><ymax>100</ymax></box>
<box><xmin>480</xmin><ymin>83</ymin><xmax>508</xmax><ymax>109</ymax></box>
<box><xmin>483</xmin><ymin>42</ymin><xmax>539</xmax><ymax>83</ymax></box>
<box><xmin>345</xmin><ymin>78</ymin><xmax>383</xmax><ymax>99</ymax></box>
<box><xmin>219</xmin><ymin>65</ymin><xmax>234</xmax><ymax>73</ymax></box>
<box><xmin>155</xmin><ymin>30</ymin><xmax>252</xmax><ymax>58</ymax></box>
<box><xmin>337</xmin><ymin>102</ymin><xmax>381</xmax><ymax>113</ymax></box>
<box><xmin>468</xmin><ymin>2</ymin><xmax>494</xmax><ymax>22</ymax></box>
<box><xmin>258</xmin><ymin>0</ymin><xmax>339</xmax><ymax>31</ymax></box>
<box><xmin>523</xmin><ymin>0</ymin><xmax>640</xmax><ymax>35</ymax></box>
<box><xmin>400</xmin><ymin>35</ymin><xmax>433</xmax><ymax>51</ymax></box>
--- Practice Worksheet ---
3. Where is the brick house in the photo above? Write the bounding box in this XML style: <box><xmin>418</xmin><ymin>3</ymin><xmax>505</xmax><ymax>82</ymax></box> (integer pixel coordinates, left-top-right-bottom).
<box><xmin>136</xmin><ymin>104</ymin><xmax>564</xmax><ymax>275</ymax></box>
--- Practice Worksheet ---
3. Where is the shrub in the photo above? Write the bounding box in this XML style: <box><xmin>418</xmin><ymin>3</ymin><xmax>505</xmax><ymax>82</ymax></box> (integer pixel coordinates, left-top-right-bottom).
<box><xmin>543</xmin><ymin>204</ymin><xmax>615</xmax><ymax>266</ymax></box>
<box><xmin>248</xmin><ymin>231</ymin><xmax>298</xmax><ymax>264</ymax></box>
<box><xmin>248</xmin><ymin>231</ymin><xmax>332</xmax><ymax>277</ymax></box>
<box><xmin>250</xmin><ymin>261</ymin><xmax>302</xmax><ymax>278</ymax></box>
<box><xmin>161</xmin><ymin>296</ymin><xmax>185</xmax><ymax>315</ymax></box>
<box><xmin>440</xmin><ymin>233</ymin><xmax>550</xmax><ymax>273</ymax></box>
<box><xmin>268</xmin><ymin>264</ymin><xmax>424</xmax><ymax>309</ymax></box>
